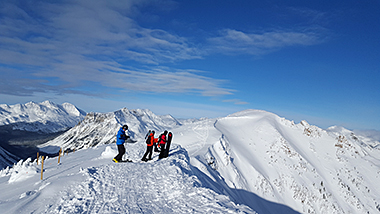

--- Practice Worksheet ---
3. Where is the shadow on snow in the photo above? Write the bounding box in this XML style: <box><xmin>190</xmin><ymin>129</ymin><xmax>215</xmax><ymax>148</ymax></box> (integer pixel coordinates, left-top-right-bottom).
<box><xmin>168</xmin><ymin>147</ymin><xmax>301</xmax><ymax>214</ymax></box>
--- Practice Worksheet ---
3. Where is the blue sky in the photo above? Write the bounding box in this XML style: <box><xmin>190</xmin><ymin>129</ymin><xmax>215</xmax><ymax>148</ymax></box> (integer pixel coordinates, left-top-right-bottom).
<box><xmin>0</xmin><ymin>0</ymin><xmax>379</xmax><ymax>130</ymax></box>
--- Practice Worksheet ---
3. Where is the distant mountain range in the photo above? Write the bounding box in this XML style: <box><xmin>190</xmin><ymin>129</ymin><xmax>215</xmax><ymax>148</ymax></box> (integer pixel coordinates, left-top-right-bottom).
<box><xmin>0</xmin><ymin>101</ymin><xmax>87</xmax><ymax>168</ymax></box>
<box><xmin>0</xmin><ymin>100</ymin><xmax>86</xmax><ymax>133</ymax></box>
<box><xmin>39</xmin><ymin>108</ymin><xmax>180</xmax><ymax>152</ymax></box>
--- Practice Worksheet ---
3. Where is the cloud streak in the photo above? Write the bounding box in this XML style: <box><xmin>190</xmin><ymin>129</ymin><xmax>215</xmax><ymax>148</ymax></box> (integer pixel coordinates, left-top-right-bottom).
<box><xmin>0</xmin><ymin>0</ymin><xmax>219</xmax><ymax>97</ymax></box>
<box><xmin>223</xmin><ymin>99</ymin><xmax>249</xmax><ymax>105</ymax></box>
<box><xmin>0</xmin><ymin>0</ymin><xmax>326</xmax><ymax>100</ymax></box>
<box><xmin>208</xmin><ymin>28</ymin><xmax>324</xmax><ymax>55</ymax></box>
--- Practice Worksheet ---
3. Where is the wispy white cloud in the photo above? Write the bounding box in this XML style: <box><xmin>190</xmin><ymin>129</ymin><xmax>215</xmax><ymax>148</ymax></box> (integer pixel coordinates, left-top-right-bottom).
<box><xmin>0</xmin><ymin>0</ymin><xmax>326</xmax><ymax>105</ymax></box>
<box><xmin>0</xmin><ymin>0</ymin><xmax>228</xmax><ymax>98</ymax></box>
<box><xmin>223</xmin><ymin>99</ymin><xmax>249</xmax><ymax>105</ymax></box>
<box><xmin>0</xmin><ymin>0</ymin><xmax>200</xmax><ymax>64</ymax></box>
<box><xmin>207</xmin><ymin>28</ymin><xmax>325</xmax><ymax>55</ymax></box>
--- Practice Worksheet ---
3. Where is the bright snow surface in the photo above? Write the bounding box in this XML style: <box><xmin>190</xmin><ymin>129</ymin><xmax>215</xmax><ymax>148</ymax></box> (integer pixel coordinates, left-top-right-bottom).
<box><xmin>1</xmin><ymin>109</ymin><xmax>379</xmax><ymax>213</ymax></box>
<box><xmin>0</xmin><ymin>144</ymin><xmax>254</xmax><ymax>213</ymax></box>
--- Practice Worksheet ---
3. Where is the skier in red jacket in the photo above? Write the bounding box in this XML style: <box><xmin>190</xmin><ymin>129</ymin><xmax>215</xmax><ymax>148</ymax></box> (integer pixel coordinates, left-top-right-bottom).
<box><xmin>141</xmin><ymin>131</ymin><xmax>155</xmax><ymax>162</ymax></box>
<box><xmin>158</xmin><ymin>130</ymin><xmax>168</xmax><ymax>159</ymax></box>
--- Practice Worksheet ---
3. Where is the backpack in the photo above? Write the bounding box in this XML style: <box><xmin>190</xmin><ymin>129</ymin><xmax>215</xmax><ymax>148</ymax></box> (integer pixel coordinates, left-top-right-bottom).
<box><xmin>145</xmin><ymin>130</ymin><xmax>151</xmax><ymax>139</ymax></box>
<box><xmin>146</xmin><ymin>135</ymin><xmax>151</xmax><ymax>144</ymax></box>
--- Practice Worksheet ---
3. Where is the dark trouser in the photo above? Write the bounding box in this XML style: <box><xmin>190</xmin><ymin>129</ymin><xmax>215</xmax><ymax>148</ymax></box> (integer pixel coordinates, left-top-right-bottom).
<box><xmin>159</xmin><ymin>144</ymin><xmax>166</xmax><ymax>159</ymax></box>
<box><xmin>164</xmin><ymin>142</ymin><xmax>171</xmax><ymax>158</ymax></box>
<box><xmin>114</xmin><ymin>144</ymin><xmax>125</xmax><ymax>161</ymax></box>
<box><xmin>142</xmin><ymin>146</ymin><xmax>153</xmax><ymax>160</ymax></box>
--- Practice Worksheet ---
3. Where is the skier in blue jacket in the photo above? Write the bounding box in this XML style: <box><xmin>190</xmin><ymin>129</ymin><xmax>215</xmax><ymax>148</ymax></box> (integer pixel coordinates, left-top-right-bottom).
<box><xmin>113</xmin><ymin>125</ymin><xmax>129</xmax><ymax>163</ymax></box>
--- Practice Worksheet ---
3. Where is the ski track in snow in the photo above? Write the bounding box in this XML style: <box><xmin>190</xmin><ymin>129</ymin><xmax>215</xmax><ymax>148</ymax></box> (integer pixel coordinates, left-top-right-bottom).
<box><xmin>187</xmin><ymin>120</ymin><xmax>210</xmax><ymax>157</ymax></box>
<box><xmin>49</xmin><ymin>145</ymin><xmax>254</xmax><ymax>214</ymax></box>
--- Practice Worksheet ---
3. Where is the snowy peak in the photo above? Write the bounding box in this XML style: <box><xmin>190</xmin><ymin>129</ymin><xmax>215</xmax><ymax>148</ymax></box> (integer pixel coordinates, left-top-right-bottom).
<box><xmin>62</xmin><ymin>102</ymin><xmax>87</xmax><ymax>117</ymax></box>
<box><xmin>327</xmin><ymin>126</ymin><xmax>380</xmax><ymax>149</ymax></box>
<box><xmin>0</xmin><ymin>101</ymin><xmax>86</xmax><ymax>133</ymax></box>
<box><xmin>40</xmin><ymin>107</ymin><xmax>181</xmax><ymax>151</ymax></box>
<box><xmin>200</xmin><ymin>109</ymin><xmax>380</xmax><ymax>213</ymax></box>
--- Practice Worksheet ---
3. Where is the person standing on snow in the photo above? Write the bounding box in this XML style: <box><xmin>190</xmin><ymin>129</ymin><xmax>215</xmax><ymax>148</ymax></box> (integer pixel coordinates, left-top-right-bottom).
<box><xmin>113</xmin><ymin>125</ymin><xmax>129</xmax><ymax>163</ymax></box>
<box><xmin>142</xmin><ymin>130</ymin><xmax>155</xmax><ymax>162</ymax></box>
<box><xmin>164</xmin><ymin>132</ymin><xmax>173</xmax><ymax>158</ymax></box>
<box><xmin>158</xmin><ymin>130</ymin><xmax>168</xmax><ymax>159</ymax></box>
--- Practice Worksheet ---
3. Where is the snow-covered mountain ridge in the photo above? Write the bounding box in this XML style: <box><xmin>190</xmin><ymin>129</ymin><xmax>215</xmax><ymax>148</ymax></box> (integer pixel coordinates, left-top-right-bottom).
<box><xmin>39</xmin><ymin>108</ymin><xmax>180</xmax><ymax>152</ymax></box>
<box><xmin>1</xmin><ymin>105</ymin><xmax>380</xmax><ymax>213</ymax></box>
<box><xmin>0</xmin><ymin>101</ymin><xmax>86</xmax><ymax>133</ymax></box>
<box><xmin>198</xmin><ymin>110</ymin><xmax>380</xmax><ymax>213</ymax></box>
<box><xmin>173</xmin><ymin>109</ymin><xmax>380</xmax><ymax>213</ymax></box>
<box><xmin>36</xmin><ymin>108</ymin><xmax>380</xmax><ymax>213</ymax></box>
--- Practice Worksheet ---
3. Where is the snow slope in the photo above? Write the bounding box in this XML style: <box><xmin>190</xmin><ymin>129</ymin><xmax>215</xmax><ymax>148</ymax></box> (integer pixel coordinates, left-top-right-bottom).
<box><xmin>173</xmin><ymin>110</ymin><xmax>380</xmax><ymax>213</ymax></box>
<box><xmin>1</xmin><ymin>107</ymin><xmax>379</xmax><ymax>213</ymax></box>
<box><xmin>0</xmin><ymin>101</ymin><xmax>86</xmax><ymax>133</ymax></box>
<box><xmin>0</xmin><ymin>143</ymin><xmax>254</xmax><ymax>213</ymax></box>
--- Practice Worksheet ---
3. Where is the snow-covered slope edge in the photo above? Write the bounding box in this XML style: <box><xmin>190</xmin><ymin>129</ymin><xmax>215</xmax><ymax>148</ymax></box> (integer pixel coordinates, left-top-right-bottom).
<box><xmin>32</xmin><ymin>107</ymin><xmax>380</xmax><ymax>214</ymax></box>
<box><xmin>0</xmin><ymin>101</ymin><xmax>86</xmax><ymax>133</ymax></box>
<box><xmin>0</xmin><ymin>143</ymin><xmax>255</xmax><ymax>213</ymax></box>
<box><xmin>196</xmin><ymin>110</ymin><xmax>380</xmax><ymax>214</ymax></box>
<box><xmin>39</xmin><ymin>108</ymin><xmax>181</xmax><ymax>152</ymax></box>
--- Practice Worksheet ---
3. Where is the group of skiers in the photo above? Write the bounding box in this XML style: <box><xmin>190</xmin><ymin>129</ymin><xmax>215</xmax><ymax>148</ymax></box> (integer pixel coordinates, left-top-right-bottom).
<box><xmin>112</xmin><ymin>125</ymin><xmax>173</xmax><ymax>163</ymax></box>
<box><xmin>142</xmin><ymin>130</ymin><xmax>173</xmax><ymax>162</ymax></box>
